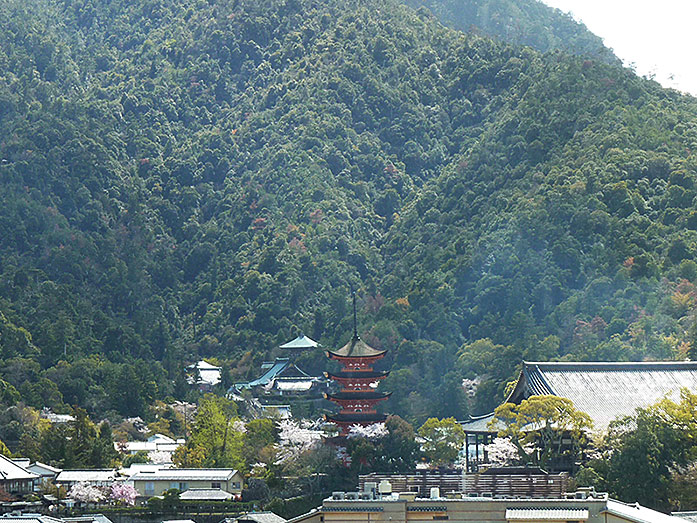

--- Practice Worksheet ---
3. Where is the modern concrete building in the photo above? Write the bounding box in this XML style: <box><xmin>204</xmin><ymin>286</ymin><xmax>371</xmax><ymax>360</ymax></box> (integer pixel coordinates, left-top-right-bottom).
<box><xmin>289</xmin><ymin>488</ymin><xmax>685</xmax><ymax>523</ymax></box>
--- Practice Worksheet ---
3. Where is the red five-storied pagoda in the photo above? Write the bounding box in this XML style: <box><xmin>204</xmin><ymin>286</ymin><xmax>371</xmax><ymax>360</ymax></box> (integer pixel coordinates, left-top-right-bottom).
<box><xmin>324</xmin><ymin>293</ymin><xmax>391</xmax><ymax>435</ymax></box>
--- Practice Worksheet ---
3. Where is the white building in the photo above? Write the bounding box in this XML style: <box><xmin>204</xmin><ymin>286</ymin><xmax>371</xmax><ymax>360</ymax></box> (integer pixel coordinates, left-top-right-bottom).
<box><xmin>187</xmin><ymin>361</ymin><xmax>222</xmax><ymax>392</ymax></box>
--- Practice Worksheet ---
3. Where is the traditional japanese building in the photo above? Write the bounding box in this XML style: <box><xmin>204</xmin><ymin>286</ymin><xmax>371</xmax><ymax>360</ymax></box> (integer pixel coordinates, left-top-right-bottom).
<box><xmin>461</xmin><ymin>361</ymin><xmax>697</xmax><ymax>473</ymax></box>
<box><xmin>324</xmin><ymin>296</ymin><xmax>390</xmax><ymax>434</ymax></box>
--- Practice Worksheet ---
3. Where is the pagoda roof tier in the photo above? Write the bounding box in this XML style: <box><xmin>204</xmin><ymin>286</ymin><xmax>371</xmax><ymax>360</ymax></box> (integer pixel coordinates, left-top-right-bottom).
<box><xmin>325</xmin><ymin>412</ymin><xmax>388</xmax><ymax>424</ymax></box>
<box><xmin>325</xmin><ymin>370</ymin><xmax>389</xmax><ymax>380</ymax></box>
<box><xmin>326</xmin><ymin>335</ymin><xmax>386</xmax><ymax>359</ymax></box>
<box><xmin>326</xmin><ymin>391</ymin><xmax>391</xmax><ymax>401</ymax></box>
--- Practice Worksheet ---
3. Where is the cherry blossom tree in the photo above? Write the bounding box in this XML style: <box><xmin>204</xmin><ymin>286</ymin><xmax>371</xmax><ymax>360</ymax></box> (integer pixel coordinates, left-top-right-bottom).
<box><xmin>276</xmin><ymin>419</ymin><xmax>323</xmax><ymax>463</ymax></box>
<box><xmin>148</xmin><ymin>450</ymin><xmax>172</xmax><ymax>464</ymax></box>
<box><xmin>347</xmin><ymin>423</ymin><xmax>388</xmax><ymax>440</ymax></box>
<box><xmin>483</xmin><ymin>437</ymin><xmax>520</xmax><ymax>467</ymax></box>
<box><xmin>69</xmin><ymin>482</ymin><xmax>105</xmax><ymax>504</ymax></box>
<box><xmin>110</xmin><ymin>483</ymin><xmax>137</xmax><ymax>506</ymax></box>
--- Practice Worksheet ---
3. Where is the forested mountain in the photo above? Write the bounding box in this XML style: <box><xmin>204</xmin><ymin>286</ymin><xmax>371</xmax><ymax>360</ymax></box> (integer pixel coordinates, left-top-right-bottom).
<box><xmin>402</xmin><ymin>0</ymin><xmax>618</xmax><ymax>63</ymax></box>
<box><xmin>1</xmin><ymin>0</ymin><xmax>697</xmax><ymax>429</ymax></box>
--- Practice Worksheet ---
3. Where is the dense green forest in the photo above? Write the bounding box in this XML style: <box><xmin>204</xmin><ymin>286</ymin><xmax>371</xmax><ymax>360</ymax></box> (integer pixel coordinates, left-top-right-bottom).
<box><xmin>1</xmin><ymin>0</ymin><xmax>697</xmax><ymax>431</ymax></box>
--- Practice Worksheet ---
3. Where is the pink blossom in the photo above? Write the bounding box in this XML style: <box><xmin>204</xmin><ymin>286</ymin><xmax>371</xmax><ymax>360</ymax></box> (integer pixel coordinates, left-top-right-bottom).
<box><xmin>110</xmin><ymin>483</ymin><xmax>137</xmax><ymax>506</ymax></box>
<box><xmin>69</xmin><ymin>483</ymin><xmax>105</xmax><ymax>504</ymax></box>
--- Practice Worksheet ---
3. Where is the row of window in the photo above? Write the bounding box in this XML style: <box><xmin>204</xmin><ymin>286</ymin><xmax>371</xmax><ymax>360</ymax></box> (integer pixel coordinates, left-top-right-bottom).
<box><xmin>142</xmin><ymin>481</ymin><xmax>240</xmax><ymax>495</ymax></box>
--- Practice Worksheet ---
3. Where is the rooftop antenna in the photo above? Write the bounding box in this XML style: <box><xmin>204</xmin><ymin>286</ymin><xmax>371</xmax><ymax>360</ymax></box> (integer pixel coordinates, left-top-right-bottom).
<box><xmin>352</xmin><ymin>290</ymin><xmax>358</xmax><ymax>339</ymax></box>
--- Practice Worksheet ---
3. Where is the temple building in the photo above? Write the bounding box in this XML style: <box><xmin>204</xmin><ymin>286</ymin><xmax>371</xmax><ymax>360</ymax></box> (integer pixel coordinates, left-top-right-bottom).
<box><xmin>461</xmin><ymin>361</ymin><xmax>697</xmax><ymax>473</ymax></box>
<box><xmin>230</xmin><ymin>357</ymin><xmax>328</xmax><ymax>397</ymax></box>
<box><xmin>324</xmin><ymin>296</ymin><xmax>390</xmax><ymax>434</ymax></box>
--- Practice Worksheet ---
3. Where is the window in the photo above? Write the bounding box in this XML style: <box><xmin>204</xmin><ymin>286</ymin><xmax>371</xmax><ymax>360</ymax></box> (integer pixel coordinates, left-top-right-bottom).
<box><xmin>232</xmin><ymin>482</ymin><xmax>241</xmax><ymax>489</ymax></box>
<box><xmin>178</xmin><ymin>482</ymin><xmax>188</xmax><ymax>491</ymax></box>
<box><xmin>170</xmin><ymin>482</ymin><xmax>179</xmax><ymax>489</ymax></box>
<box><xmin>433</xmin><ymin>517</ymin><xmax>448</xmax><ymax>520</ymax></box>
<box><xmin>145</xmin><ymin>482</ymin><xmax>155</xmax><ymax>496</ymax></box>
<box><xmin>211</xmin><ymin>482</ymin><xmax>221</xmax><ymax>489</ymax></box>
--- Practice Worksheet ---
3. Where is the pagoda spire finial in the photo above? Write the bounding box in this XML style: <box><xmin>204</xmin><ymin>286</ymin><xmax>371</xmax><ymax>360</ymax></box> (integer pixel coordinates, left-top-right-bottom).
<box><xmin>352</xmin><ymin>290</ymin><xmax>358</xmax><ymax>339</ymax></box>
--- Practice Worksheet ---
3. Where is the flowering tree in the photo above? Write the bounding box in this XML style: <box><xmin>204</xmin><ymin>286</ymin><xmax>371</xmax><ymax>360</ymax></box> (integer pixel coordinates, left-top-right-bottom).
<box><xmin>484</xmin><ymin>437</ymin><xmax>520</xmax><ymax>467</ymax></box>
<box><xmin>462</xmin><ymin>377</ymin><xmax>481</xmax><ymax>399</ymax></box>
<box><xmin>276</xmin><ymin>419</ymin><xmax>323</xmax><ymax>463</ymax></box>
<box><xmin>347</xmin><ymin>423</ymin><xmax>388</xmax><ymax>440</ymax></box>
<box><xmin>69</xmin><ymin>482</ymin><xmax>105</xmax><ymax>504</ymax></box>
<box><xmin>110</xmin><ymin>483</ymin><xmax>137</xmax><ymax>506</ymax></box>
<box><xmin>148</xmin><ymin>450</ymin><xmax>172</xmax><ymax>464</ymax></box>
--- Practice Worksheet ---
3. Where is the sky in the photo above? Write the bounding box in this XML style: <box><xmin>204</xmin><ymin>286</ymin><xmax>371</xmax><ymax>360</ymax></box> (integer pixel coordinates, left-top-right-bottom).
<box><xmin>542</xmin><ymin>0</ymin><xmax>697</xmax><ymax>96</ymax></box>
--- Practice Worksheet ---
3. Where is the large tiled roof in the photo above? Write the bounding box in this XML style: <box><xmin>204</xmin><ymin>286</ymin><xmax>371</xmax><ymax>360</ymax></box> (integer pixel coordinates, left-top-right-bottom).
<box><xmin>236</xmin><ymin>358</ymin><xmax>313</xmax><ymax>390</ymax></box>
<box><xmin>0</xmin><ymin>455</ymin><xmax>39</xmax><ymax>481</ymax></box>
<box><xmin>508</xmin><ymin>361</ymin><xmax>697</xmax><ymax>430</ymax></box>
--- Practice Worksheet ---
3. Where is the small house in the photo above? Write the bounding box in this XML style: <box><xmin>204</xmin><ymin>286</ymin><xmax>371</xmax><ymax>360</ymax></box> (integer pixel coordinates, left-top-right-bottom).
<box><xmin>129</xmin><ymin>468</ymin><xmax>242</xmax><ymax>498</ymax></box>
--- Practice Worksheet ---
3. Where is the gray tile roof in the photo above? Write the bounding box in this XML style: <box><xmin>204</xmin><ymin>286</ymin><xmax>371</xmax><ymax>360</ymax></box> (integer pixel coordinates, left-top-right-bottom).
<box><xmin>232</xmin><ymin>513</ymin><xmax>286</xmax><ymax>523</ymax></box>
<box><xmin>460</xmin><ymin>413</ymin><xmax>500</xmax><ymax>433</ymax></box>
<box><xmin>180</xmin><ymin>488</ymin><xmax>234</xmax><ymax>501</ymax></box>
<box><xmin>509</xmin><ymin>361</ymin><xmax>697</xmax><ymax>430</ymax></box>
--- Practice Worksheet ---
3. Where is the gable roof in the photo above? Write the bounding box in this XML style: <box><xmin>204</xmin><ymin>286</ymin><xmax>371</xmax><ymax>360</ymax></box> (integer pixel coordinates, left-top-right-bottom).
<box><xmin>0</xmin><ymin>455</ymin><xmax>39</xmax><ymax>481</ymax></box>
<box><xmin>507</xmin><ymin>361</ymin><xmax>697</xmax><ymax>430</ymax></box>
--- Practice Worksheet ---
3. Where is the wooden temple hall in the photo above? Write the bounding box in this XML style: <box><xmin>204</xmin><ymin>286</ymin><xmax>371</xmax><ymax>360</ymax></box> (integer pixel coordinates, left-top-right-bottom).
<box><xmin>324</xmin><ymin>294</ymin><xmax>390</xmax><ymax>434</ymax></box>
<box><xmin>461</xmin><ymin>361</ymin><xmax>697</xmax><ymax>472</ymax></box>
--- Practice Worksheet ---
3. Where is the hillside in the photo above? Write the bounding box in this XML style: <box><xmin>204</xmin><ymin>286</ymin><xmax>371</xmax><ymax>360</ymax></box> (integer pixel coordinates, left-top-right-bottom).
<box><xmin>402</xmin><ymin>0</ymin><xmax>618</xmax><ymax>63</ymax></box>
<box><xmin>1</xmin><ymin>0</ymin><xmax>697</xmax><ymax>428</ymax></box>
